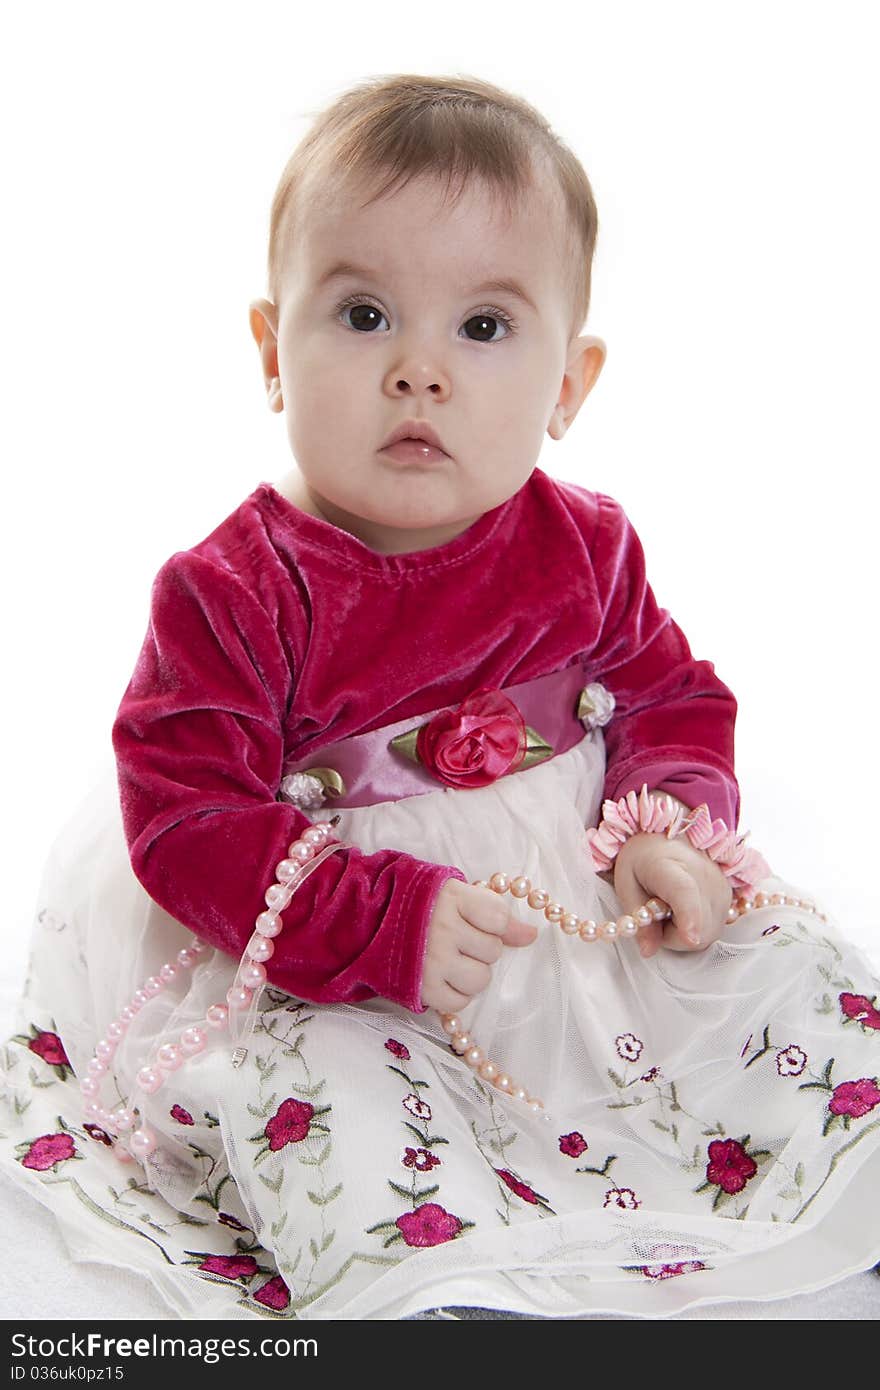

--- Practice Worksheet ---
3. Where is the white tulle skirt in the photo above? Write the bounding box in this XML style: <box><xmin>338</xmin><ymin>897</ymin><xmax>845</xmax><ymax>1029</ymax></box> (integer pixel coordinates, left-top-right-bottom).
<box><xmin>2</xmin><ymin>731</ymin><xmax>879</xmax><ymax>1320</ymax></box>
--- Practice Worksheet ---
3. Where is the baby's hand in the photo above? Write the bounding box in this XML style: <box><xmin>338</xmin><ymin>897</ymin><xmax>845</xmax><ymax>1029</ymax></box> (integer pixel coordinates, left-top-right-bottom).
<box><xmin>420</xmin><ymin>879</ymin><xmax>538</xmax><ymax>1013</ymax></box>
<box><xmin>613</xmin><ymin>833</ymin><xmax>732</xmax><ymax>959</ymax></box>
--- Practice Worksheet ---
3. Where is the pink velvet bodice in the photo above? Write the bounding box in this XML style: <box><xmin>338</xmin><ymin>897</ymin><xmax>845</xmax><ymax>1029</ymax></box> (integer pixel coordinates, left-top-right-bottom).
<box><xmin>112</xmin><ymin>466</ymin><xmax>739</xmax><ymax>1012</ymax></box>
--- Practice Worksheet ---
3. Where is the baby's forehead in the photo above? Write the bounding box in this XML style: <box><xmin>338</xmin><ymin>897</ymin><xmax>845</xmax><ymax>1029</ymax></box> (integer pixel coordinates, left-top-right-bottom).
<box><xmin>288</xmin><ymin>162</ymin><xmax>569</xmax><ymax>280</ymax></box>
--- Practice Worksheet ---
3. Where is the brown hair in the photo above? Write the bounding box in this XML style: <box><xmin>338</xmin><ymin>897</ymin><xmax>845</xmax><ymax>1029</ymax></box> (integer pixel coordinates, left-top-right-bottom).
<box><xmin>265</xmin><ymin>73</ymin><xmax>599</xmax><ymax>340</ymax></box>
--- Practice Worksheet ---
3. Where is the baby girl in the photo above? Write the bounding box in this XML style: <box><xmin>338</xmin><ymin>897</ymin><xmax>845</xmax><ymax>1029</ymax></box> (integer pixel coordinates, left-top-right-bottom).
<box><xmin>4</xmin><ymin>73</ymin><xmax>878</xmax><ymax>1322</ymax></box>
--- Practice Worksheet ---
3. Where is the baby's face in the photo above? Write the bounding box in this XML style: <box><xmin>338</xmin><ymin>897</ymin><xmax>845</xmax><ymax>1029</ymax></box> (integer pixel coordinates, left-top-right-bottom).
<box><xmin>252</xmin><ymin>167</ymin><xmax>603</xmax><ymax>553</ymax></box>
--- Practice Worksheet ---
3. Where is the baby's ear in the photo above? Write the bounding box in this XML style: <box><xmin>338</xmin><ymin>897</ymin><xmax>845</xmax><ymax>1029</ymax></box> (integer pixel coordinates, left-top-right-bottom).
<box><xmin>249</xmin><ymin>299</ymin><xmax>282</xmax><ymax>410</ymax></box>
<box><xmin>548</xmin><ymin>336</ymin><xmax>606</xmax><ymax>440</ymax></box>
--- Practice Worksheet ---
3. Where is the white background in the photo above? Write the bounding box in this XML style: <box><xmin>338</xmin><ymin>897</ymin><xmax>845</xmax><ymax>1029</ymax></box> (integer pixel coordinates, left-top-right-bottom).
<box><xmin>2</xmin><ymin>0</ymin><xmax>879</xmax><ymax>1043</ymax></box>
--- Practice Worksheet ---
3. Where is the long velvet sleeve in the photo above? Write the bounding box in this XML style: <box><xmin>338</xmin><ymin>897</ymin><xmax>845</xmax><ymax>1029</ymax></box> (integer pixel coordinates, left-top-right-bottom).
<box><xmin>588</xmin><ymin>493</ymin><xmax>740</xmax><ymax>828</ymax></box>
<box><xmin>111</xmin><ymin>551</ymin><xmax>466</xmax><ymax>1012</ymax></box>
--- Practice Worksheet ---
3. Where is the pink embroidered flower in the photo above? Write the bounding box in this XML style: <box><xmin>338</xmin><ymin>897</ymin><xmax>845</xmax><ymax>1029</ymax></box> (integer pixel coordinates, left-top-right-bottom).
<box><xmin>385</xmin><ymin>1038</ymin><xmax>411</xmax><ymax>1060</ymax></box>
<box><xmin>83</xmin><ymin>1124</ymin><xmax>113</xmax><ymax>1147</ymax></box>
<box><xmin>640</xmin><ymin>1066</ymin><xmax>661</xmax><ymax>1083</ymax></box>
<box><xmin>27</xmin><ymin>1030</ymin><xmax>70</xmax><ymax>1068</ymax></box>
<box><xmin>415</xmin><ymin>688</ymin><xmax>528</xmax><ymax>790</ymax></box>
<box><xmin>217</xmin><ymin>1212</ymin><xmax>248</xmax><ymax>1231</ymax></box>
<box><xmin>402</xmin><ymin>1146</ymin><xmax>441</xmax><ymax>1172</ymax></box>
<box><xmin>706</xmin><ymin>1139</ymin><xmax>758</xmax><ymax>1195</ymax></box>
<box><xmin>198</xmin><ymin>1254</ymin><xmax>258</xmax><ymax>1280</ymax></box>
<box><xmin>402</xmin><ymin>1093</ymin><xmax>432</xmax><ymax>1122</ymax></box>
<box><xmin>558</xmin><ymin>1131</ymin><xmax>588</xmax><ymax>1158</ymax></box>
<box><xmin>264</xmin><ymin>1097</ymin><xmax>315</xmax><ymax>1151</ymax></box>
<box><xmin>170</xmin><ymin>1104</ymin><xmax>194</xmax><ymax>1125</ymax></box>
<box><xmin>615</xmin><ymin>1033</ymin><xmax>644</xmax><ymax>1063</ymax></box>
<box><xmin>775</xmin><ymin>1045</ymin><xmax>807</xmax><ymax>1078</ymax></box>
<box><xmin>604</xmin><ymin>1187</ymin><xmax>640</xmax><ymax>1210</ymax></box>
<box><xmin>839</xmin><ymin>993</ymin><xmax>880</xmax><ymax>1030</ymax></box>
<box><xmin>641</xmin><ymin>1260</ymin><xmax>706</xmax><ymax>1279</ymax></box>
<box><xmin>20</xmin><ymin>1132</ymin><xmax>77</xmax><ymax>1172</ymax></box>
<box><xmin>253</xmin><ymin>1274</ymin><xmax>290</xmax><ymax>1310</ymax></box>
<box><xmin>495</xmin><ymin>1168</ymin><xmax>541</xmax><ymax>1204</ymax></box>
<box><xmin>828</xmin><ymin>1078</ymin><xmax>880</xmax><ymax>1119</ymax></box>
<box><xmin>395</xmin><ymin>1203</ymin><xmax>463</xmax><ymax>1247</ymax></box>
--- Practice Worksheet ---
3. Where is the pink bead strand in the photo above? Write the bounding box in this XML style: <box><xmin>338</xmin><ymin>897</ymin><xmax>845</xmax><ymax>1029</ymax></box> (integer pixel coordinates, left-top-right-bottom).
<box><xmin>79</xmin><ymin>817</ymin><xmax>345</xmax><ymax>1163</ymax></box>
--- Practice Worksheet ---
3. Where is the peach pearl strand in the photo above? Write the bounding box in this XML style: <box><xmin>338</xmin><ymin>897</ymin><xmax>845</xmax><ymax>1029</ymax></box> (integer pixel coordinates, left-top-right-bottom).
<box><xmin>439</xmin><ymin>873</ymin><xmax>827</xmax><ymax>1114</ymax></box>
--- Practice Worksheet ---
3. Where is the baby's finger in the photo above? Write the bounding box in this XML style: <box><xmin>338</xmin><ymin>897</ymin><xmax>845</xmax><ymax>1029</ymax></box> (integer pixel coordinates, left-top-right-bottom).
<box><xmin>460</xmin><ymin>927</ymin><xmax>504</xmax><ymax>966</ymax></box>
<box><xmin>644</xmin><ymin>860</ymin><xmax>703</xmax><ymax>947</ymax></box>
<box><xmin>638</xmin><ymin>920</ymin><xmax>664</xmax><ymax>959</ymax></box>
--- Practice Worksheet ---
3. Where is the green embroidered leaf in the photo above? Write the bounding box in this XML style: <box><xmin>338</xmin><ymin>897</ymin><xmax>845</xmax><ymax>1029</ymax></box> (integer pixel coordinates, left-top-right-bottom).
<box><xmin>795</xmin><ymin>1162</ymin><xmax>805</xmax><ymax>1187</ymax></box>
<box><xmin>823</xmin><ymin>1058</ymin><xmax>835</xmax><ymax>1084</ymax></box>
<box><xmin>309</xmin><ymin>1237</ymin><xmax>319</xmax><ymax>1261</ymax></box>
<box><xmin>386</xmin><ymin>1065</ymin><xmax>414</xmax><ymax>1085</ymax></box>
<box><xmin>403</xmin><ymin>1122</ymin><xmax>426</xmax><ymax>1143</ymax></box>
<box><xmin>815</xmin><ymin>995</ymin><xmax>833</xmax><ymax>1014</ymax></box>
<box><xmin>607</xmin><ymin>1068</ymin><xmax>624</xmax><ymax>1088</ymax></box>
<box><xmin>778</xmin><ymin>1187</ymin><xmax>800</xmax><ymax>1201</ymax></box>
<box><xmin>383</xmin><ymin>1232</ymin><xmax>403</xmax><ymax>1248</ymax></box>
<box><xmin>817</xmin><ymin>964</ymin><xmax>832</xmax><ymax>980</ymax></box>
<box><xmin>270</xmin><ymin>1213</ymin><xmax>288</xmax><ymax>1238</ymax></box>
<box><xmin>257</xmin><ymin>1168</ymin><xmax>284</xmax><ymax>1193</ymax></box>
<box><xmin>424</xmin><ymin>1135</ymin><xmax>449</xmax><ymax>1148</ymax></box>
<box><xmin>291</xmin><ymin>1080</ymin><xmax>326</xmax><ymax>1099</ymax></box>
<box><xmin>650</xmin><ymin>1120</ymin><xmax>671</xmax><ymax>1133</ymax></box>
<box><xmin>307</xmin><ymin>1183</ymin><xmax>342</xmax><ymax>1206</ymax></box>
<box><xmin>388</xmin><ymin>1180</ymin><xmax>414</xmax><ymax>1199</ymax></box>
<box><xmin>414</xmin><ymin>1185</ymin><xmax>440</xmax><ymax>1203</ymax></box>
<box><xmin>246</xmin><ymin>1103</ymin><xmax>267</xmax><ymax>1119</ymax></box>
<box><xmin>797</xmin><ymin>1081</ymin><xmax>831</xmax><ymax>1092</ymax></box>
<box><xmin>320</xmin><ymin>1229</ymin><xmax>335</xmax><ymax>1252</ymax></box>
<box><xmin>671</xmin><ymin>1123</ymin><xmax>679</xmax><ymax>1142</ymax></box>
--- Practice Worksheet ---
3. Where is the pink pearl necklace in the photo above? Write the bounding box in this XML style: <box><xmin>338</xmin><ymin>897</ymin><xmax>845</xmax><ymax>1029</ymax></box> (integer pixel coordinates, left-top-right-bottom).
<box><xmin>80</xmin><ymin>829</ymin><xmax>826</xmax><ymax>1159</ymax></box>
<box><xmin>439</xmin><ymin>872</ymin><xmax>828</xmax><ymax>1115</ymax></box>
<box><xmin>79</xmin><ymin>819</ymin><xmax>343</xmax><ymax>1163</ymax></box>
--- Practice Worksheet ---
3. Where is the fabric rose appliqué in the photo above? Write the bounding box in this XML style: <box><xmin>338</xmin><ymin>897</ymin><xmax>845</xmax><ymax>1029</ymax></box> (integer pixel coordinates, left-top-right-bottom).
<box><xmin>412</xmin><ymin>688</ymin><xmax>528</xmax><ymax>789</ymax></box>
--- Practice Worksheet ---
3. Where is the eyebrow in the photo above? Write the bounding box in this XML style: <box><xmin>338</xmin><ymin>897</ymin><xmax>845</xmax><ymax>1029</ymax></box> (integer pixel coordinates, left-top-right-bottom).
<box><xmin>316</xmin><ymin>260</ymin><xmax>538</xmax><ymax>313</ymax></box>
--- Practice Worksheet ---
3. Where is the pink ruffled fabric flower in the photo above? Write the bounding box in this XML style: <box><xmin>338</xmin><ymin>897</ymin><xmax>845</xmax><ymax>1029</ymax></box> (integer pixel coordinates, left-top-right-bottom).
<box><xmin>585</xmin><ymin>783</ymin><xmax>770</xmax><ymax>893</ymax></box>
<box><xmin>253</xmin><ymin>1274</ymin><xmax>290</xmax><ymax>1310</ymax></box>
<box><xmin>705</xmin><ymin>1139</ymin><xmax>758</xmax><ymax>1195</ymax></box>
<box><xmin>828</xmin><ymin>1078</ymin><xmax>880</xmax><ymax>1119</ymax></box>
<box><xmin>558</xmin><ymin>1131</ymin><xmax>588</xmax><ymax>1158</ymax></box>
<box><xmin>20</xmin><ymin>1132</ymin><xmax>76</xmax><ymax>1172</ymax></box>
<box><xmin>27</xmin><ymin>1031</ymin><xmax>70</xmax><ymax>1068</ymax></box>
<box><xmin>395</xmin><ymin>1203</ymin><xmax>462</xmax><ymax>1247</ymax></box>
<box><xmin>416</xmin><ymin>688</ymin><xmax>527</xmax><ymax>789</ymax></box>
<box><xmin>264</xmin><ymin>1098</ymin><xmax>315</xmax><ymax>1151</ymax></box>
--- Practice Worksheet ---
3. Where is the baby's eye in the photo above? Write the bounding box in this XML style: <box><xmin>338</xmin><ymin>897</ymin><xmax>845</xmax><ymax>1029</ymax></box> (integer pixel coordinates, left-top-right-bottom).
<box><xmin>339</xmin><ymin>300</ymin><xmax>388</xmax><ymax>333</ymax></box>
<box><xmin>461</xmin><ymin>311</ymin><xmax>514</xmax><ymax>343</ymax></box>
